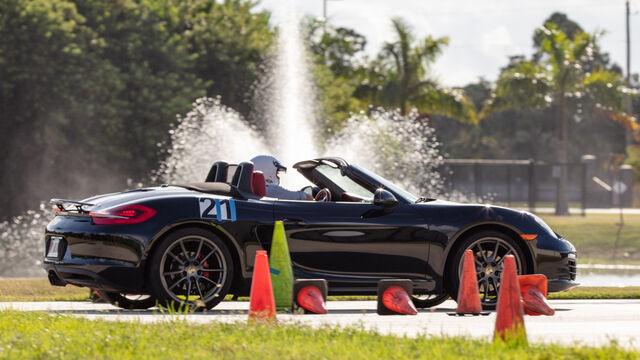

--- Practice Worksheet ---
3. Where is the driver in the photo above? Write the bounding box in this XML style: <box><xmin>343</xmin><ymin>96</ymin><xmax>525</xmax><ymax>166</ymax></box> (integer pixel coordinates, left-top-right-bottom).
<box><xmin>250</xmin><ymin>155</ymin><xmax>313</xmax><ymax>200</ymax></box>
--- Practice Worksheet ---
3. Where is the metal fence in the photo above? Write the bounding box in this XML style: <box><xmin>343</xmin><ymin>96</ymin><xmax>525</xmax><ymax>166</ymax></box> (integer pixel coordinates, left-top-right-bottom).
<box><xmin>438</xmin><ymin>155</ymin><xmax>634</xmax><ymax>213</ymax></box>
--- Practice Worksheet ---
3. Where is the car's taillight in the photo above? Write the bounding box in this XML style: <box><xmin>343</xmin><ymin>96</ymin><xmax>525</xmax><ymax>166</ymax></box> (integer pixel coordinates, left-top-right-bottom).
<box><xmin>90</xmin><ymin>204</ymin><xmax>156</xmax><ymax>225</ymax></box>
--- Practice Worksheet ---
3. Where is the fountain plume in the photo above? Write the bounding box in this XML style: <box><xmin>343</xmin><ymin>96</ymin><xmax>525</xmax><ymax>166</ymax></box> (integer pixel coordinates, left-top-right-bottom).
<box><xmin>327</xmin><ymin>108</ymin><xmax>444</xmax><ymax>197</ymax></box>
<box><xmin>0</xmin><ymin>7</ymin><xmax>447</xmax><ymax>277</ymax></box>
<box><xmin>267</xmin><ymin>3</ymin><xmax>317</xmax><ymax>164</ymax></box>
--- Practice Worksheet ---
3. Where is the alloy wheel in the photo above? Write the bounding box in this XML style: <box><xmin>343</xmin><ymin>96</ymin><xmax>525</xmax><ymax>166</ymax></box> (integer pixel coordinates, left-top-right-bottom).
<box><xmin>159</xmin><ymin>235</ymin><xmax>228</xmax><ymax>305</ymax></box>
<box><xmin>458</xmin><ymin>236</ymin><xmax>522</xmax><ymax>307</ymax></box>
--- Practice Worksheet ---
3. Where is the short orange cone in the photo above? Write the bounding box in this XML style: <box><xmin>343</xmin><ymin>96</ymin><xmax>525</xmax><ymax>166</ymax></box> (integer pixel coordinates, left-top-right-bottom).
<box><xmin>382</xmin><ymin>286</ymin><xmax>418</xmax><ymax>315</ymax></box>
<box><xmin>455</xmin><ymin>250</ymin><xmax>483</xmax><ymax>315</ymax></box>
<box><xmin>494</xmin><ymin>255</ymin><xmax>526</xmax><ymax>342</ymax></box>
<box><xmin>248</xmin><ymin>250</ymin><xmax>276</xmax><ymax>323</ymax></box>
<box><xmin>296</xmin><ymin>286</ymin><xmax>328</xmax><ymax>314</ymax></box>
<box><xmin>518</xmin><ymin>274</ymin><xmax>554</xmax><ymax>316</ymax></box>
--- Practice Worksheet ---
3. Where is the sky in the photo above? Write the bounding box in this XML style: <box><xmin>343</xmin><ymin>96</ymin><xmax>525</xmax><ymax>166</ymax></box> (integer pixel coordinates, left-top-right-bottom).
<box><xmin>256</xmin><ymin>0</ymin><xmax>640</xmax><ymax>87</ymax></box>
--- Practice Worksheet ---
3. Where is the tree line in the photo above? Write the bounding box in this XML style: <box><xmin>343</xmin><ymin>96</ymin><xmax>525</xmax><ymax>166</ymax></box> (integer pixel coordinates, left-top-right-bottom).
<box><xmin>308</xmin><ymin>12</ymin><xmax>638</xmax><ymax>214</ymax></box>
<box><xmin>0</xmin><ymin>0</ymin><xmax>273</xmax><ymax>218</ymax></box>
<box><xmin>0</xmin><ymin>0</ymin><xmax>638</xmax><ymax>218</ymax></box>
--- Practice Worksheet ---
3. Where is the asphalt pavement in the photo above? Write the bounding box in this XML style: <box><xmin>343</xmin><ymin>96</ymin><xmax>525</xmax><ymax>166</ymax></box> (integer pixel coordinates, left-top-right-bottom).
<box><xmin>2</xmin><ymin>299</ymin><xmax>639</xmax><ymax>349</ymax></box>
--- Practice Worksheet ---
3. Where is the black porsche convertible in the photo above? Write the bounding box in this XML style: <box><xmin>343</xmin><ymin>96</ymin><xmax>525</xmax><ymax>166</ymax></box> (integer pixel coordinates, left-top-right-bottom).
<box><xmin>43</xmin><ymin>157</ymin><xmax>577</xmax><ymax>310</ymax></box>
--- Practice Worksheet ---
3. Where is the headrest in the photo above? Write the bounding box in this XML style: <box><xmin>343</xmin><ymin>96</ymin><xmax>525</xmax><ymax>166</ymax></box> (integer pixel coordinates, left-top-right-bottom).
<box><xmin>205</xmin><ymin>161</ymin><xmax>228</xmax><ymax>182</ymax></box>
<box><xmin>252</xmin><ymin>171</ymin><xmax>266</xmax><ymax>197</ymax></box>
<box><xmin>231</xmin><ymin>162</ymin><xmax>254</xmax><ymax>195</ymax></box>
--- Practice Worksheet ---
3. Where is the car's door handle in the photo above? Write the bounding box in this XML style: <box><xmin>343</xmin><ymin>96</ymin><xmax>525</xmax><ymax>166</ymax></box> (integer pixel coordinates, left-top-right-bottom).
<box><xmin>282</xmin><ymin>218</ymin><xmax>307</xmax><ymax>226</ymax></box>
<box><xmin>322</xmin><ymin>231</ymin><xmax>365</xmax><ymax>237</ymax></box>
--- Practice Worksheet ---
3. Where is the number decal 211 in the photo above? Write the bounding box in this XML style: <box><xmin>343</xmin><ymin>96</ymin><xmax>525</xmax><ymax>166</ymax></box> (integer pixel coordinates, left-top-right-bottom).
<box><xmin>199</xmin><ymin>198</ymin><xmax>236</xmax><ymax>222</ymax></box>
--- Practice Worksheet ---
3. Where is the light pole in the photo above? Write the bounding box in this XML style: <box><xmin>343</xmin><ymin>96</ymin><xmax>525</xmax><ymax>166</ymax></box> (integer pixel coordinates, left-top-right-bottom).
<box><xmin>626</xmin><ymin>0</ymin><xmax>630</xmax><ymax>86</ymax></box>
<box><xmin>626</xmin><ymin>0</ymin><xmax>632</xmax><ymax>114</ymax></box>
<box><xmin>322</xmin><ymin>0</ymin><xmax>340</xmax><ymax>21</ymax></box>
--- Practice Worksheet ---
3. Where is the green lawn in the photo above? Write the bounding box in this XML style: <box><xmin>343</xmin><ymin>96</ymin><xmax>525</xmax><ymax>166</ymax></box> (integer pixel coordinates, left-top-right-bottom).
<box><xmin>0</xmin><ymin>278</ymin><xmax>88</xmax><ymax>302</ymax></box>
<box><xmin>3</xmin><ymin>279</ymin><xmax>640</xmax><ymax>304</ymax></box>
<box><xmin>539</xmin><ymin>213</ymin><xmax>640</xmax><ymax>264</ymax></box>
<box><xmin>0</xmin><ymin>311</ymin><xmax>637</xmax><ymax>359</ymax></box>
<box><xmin>548</xmin><ymin>286</ymin><xmax>640</xmax><ymax>299</ymax></box>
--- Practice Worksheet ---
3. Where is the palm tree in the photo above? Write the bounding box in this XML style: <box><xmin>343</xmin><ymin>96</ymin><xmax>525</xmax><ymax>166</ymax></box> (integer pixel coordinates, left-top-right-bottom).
<box><xmin>484</xmin><ymin>24</ymin><xmax>636</xmax><ymax>215</ymax></box>
<box><xmin>355</xmin><ymin>17</ymin><xmax>477</xmax><ymax>124</ymax></box>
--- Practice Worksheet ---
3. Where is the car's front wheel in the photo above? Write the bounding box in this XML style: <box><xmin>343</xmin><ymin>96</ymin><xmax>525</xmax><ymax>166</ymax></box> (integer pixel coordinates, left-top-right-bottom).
<box><xmin>148</xmin><ymin>228</ymin><xmax>234</xmax><ymax>310</ymax></box>
<box><xmin>446</xmin><ymin>230</ymin><xmax>527</xmax><ymax>310</ymax></box>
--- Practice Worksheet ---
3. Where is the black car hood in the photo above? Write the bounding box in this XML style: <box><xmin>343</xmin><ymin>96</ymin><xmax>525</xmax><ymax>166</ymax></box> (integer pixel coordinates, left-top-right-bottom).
<box><xmin>413</xmin><ymin>199</ymin><xmax>534</xmax><ymax>232</ymax></box>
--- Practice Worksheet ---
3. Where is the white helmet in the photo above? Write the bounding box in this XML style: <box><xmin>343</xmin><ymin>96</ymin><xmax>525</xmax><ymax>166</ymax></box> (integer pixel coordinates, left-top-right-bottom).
<box><xmin>250</xmin><ymin>155</ymin><xmax>287</xmax><ymax>186</ymax></box>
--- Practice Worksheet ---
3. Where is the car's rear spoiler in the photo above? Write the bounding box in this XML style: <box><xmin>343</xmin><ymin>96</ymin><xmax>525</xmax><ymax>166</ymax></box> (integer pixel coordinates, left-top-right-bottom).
<box><xmin>50</xmin><ymin>199</ymin><xmax>95</xmax><ymax>214</ymax></box>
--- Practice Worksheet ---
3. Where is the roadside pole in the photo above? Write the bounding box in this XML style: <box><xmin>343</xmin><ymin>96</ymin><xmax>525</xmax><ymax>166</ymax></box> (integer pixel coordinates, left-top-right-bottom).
<box><xmin>612</xmin><ymin>169</ymin><xmax>626</xmax><ymax>262</ymax></box>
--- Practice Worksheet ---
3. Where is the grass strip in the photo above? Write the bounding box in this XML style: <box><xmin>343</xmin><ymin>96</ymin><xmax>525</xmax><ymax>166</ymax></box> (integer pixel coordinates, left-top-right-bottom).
<box><xmin>2</xmin><ymin>277</ymin><xmax>640</xmax><ymax>302</ymax></box>
<box><xmin>548</xmin><ymin>286</ymin><xmax>640</xmax><ymax>300</ymax></box>
<box><xmin>331</xmin><ymin>286</ymin><xmax>640</xmax><ymax>301</ymax></box>
<box><xmin>0</xmin><ymin>278</ymin><xmax>88</xmax><ymax>302</ymax></box>
<box><xmin>0</xmin><ymin>310</ymin><xmax>637</xmax><ymax>359</ymax></box>
<box><xmin>540</xmin><ymin>213</ymin><xmax>640</xmax><ymax>265</ymax></box>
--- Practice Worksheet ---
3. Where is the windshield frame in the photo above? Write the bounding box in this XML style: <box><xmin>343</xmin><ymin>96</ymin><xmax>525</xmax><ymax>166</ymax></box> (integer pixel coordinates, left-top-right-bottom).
<box><xmin>293</xmin><ymin>158</ymin><xmax>421</xmax><ymax>204</ymax></box>
<box><xmin>313</xmin><ymin>164</ymin><xmax>375</xmax><ymax>200</ymax></box>
<box><xmin>348</xmin><ymin>164</ymin><xmax>419</xmax><ymax>204</ymax></box>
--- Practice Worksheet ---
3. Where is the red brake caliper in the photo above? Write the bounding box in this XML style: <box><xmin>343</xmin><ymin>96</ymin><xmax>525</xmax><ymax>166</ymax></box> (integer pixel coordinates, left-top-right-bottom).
<box><xmin>197</xmin><ymin>253</ymin><xmax>210</xmax><ymax>278</ymax></box>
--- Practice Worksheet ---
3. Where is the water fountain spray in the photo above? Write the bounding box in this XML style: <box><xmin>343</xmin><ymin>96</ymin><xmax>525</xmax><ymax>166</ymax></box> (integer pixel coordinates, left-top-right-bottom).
<box><xmin>267</xmin><ymin>5</ymin><xmax>318</xmax><ymax>166</ymax></box>
<box><xmin>0</xmin><ymin>4</ymin><xmax>446</xmax><ymax>277</ymax></box>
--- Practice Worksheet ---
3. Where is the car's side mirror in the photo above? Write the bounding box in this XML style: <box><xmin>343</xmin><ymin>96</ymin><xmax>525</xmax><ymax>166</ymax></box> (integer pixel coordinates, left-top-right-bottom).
<box><xmin>373</xmin><ymin>188</ymin><xmax>398</xmax><ymax>209</ymax></box>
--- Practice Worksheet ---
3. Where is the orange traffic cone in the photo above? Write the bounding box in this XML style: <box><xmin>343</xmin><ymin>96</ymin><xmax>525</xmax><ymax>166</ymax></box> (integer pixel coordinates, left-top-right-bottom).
<box><xmin>296</xmin><ymin>286</ymin><xmax>328</xmax><ymax>314</ymax></box>
<box><xmin>376</xmin><ymin>279</ymin><xmax>417</xmax><ymax>315</ymax></box>
<box><xmin>494</xmin><ymin>255</ymin><xmax>526</xmax><ymax>342</ymax></box>
<box><xmin>293</xmin><ymin>279</ymin><xmax>328</xmax><ymax>314</ymax></box>
<box><xmin>455</xmin><ymin>250</ymin><xmax>483</xmax><ymax>315</ymax></box>
<box><xmin>518</xmin><ymin>274</ymin><xmax>555</xmax><ymax>316</ymax></box>
<box><xmin>248</xmin><ymin>250</ymin><xmax>276</xmax><ymax>323</ymax></box>
<box><xmin>382</xmin><ymin>286</ymin><xmax>418</xmax><ymax>315</ymax></box>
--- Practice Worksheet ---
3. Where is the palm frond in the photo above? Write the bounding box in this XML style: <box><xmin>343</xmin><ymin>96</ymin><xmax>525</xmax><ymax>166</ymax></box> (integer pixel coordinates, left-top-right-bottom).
<box><xmin>413</xmin><ymin>88</ymin><xmax>478</xmax><ymax>124</ymax></box>
<box><xmin>482</xmin><ymin>61</ymin><xmax>551</xmax><ymax>117</ymax></box>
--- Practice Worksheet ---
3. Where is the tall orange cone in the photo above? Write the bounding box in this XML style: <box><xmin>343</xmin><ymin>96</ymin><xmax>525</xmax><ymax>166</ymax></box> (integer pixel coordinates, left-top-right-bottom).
<box><xmin>382</xmin><ymin>286</ymin><xmax>418</xmax><ymax>315</ymax></box>
<box><xmin>248</xmin><ymin>250</ymin><xmax>276</xmax><ymax>323</ymax></box>
<box><xmin>494</xmin><ymin>255</ymin><xmax>526</xmax><ymax>342</ymax></box>
<box><xmin>518</xmin><ymin>274</ymin><xmax>554</xmax><ymax>316</ymax></box>
<box><xmin>297</xmin><ymin>286</ymin><xmax>328</xmax><ymax>314</ymax></box>
<box><xmin>455</xmin><ymin>250</ymin><xmax>483</xmax><ymax>315</ymax></box>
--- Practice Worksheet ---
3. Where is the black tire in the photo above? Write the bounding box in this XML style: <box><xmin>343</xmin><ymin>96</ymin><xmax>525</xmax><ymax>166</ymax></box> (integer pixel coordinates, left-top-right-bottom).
<box><xmin>445</xmin><ymin>230</ymin><xmax>528</xmax><ymax>310</ymax></box>
<box><xmin>411</xmin><ymin>293</ymin><xmax>450</xmax><ymax>308</ymax></box>
<box><xmin>148</xmin><ymin>227</ymin><xmax>234</xmax><ymax>311</ymax></box>
<box><xmin>96</xmin><ymin>290</ymin><xmax>156</xmax><ymax>310</ymax></box>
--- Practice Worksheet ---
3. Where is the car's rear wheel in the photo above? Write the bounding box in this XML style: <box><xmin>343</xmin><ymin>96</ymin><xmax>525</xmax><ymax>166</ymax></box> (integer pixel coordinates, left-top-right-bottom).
<box><xmin>446</xmin><ymin>230</ymin><xmax>527</xmax><ymax>310</ymax></box>
<box><xmin>96</xmin><ymin>290</ymin><xmax>156</xmax><ymax>310</ymax></box>
<box><xmin>411</xmin><ymin>293</ymin><xmax>449</xmax><ymax>308</ymax></box>
<box><xmin>148</xmin><ymin>228</ymin><xmax>234</xmax><ymax>311</ymax></box>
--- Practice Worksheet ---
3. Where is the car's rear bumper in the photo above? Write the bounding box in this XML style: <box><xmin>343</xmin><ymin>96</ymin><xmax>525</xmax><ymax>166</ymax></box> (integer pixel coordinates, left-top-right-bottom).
<box><xmin>43</xmin><ymin>261</ymin><xmax>145</xmax><ymax>293</ymax></box>
<box><xmin>43</xmin><ymin>220</ymin><xmax>149</xmax><ymax>292</ymax></box>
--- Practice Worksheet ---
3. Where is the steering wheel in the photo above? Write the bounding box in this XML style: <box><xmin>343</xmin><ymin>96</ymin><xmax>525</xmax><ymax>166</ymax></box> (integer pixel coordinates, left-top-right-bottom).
<box><xmin>300</xmin><ymin>185</ymin><xmax>319</xmax><ymax>198</ymax></box>
<box><xmin>314</xmin><ymin>188</ymin><xmax>331</xmax><ymax>202</ymax></box>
